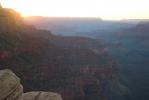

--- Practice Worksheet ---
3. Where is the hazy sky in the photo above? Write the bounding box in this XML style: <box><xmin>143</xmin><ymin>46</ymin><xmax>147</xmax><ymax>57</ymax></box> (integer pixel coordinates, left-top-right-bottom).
<box><xmin>1</xmin><ymin>0</ymin><xmax>149</xmax><ymax>20</ymax></box>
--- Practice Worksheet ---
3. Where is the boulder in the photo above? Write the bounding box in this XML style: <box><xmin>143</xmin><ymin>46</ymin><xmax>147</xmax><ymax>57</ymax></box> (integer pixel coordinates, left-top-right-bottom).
<box><xmin>0</xmin><ymin>69</ymin><xmax>23</xmax><ymax>100</ymax></box>
<box><xmin>23</xmin><ymin>92</ymin><xmax>63</xmax><ymax>100</ymax></box>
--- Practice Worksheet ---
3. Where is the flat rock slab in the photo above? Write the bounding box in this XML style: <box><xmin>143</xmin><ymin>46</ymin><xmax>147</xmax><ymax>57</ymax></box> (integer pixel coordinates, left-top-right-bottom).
<box><xmin>23</xmin><ymin>92</ymin><xmax>63</xmax><ymax>100</ymax></box>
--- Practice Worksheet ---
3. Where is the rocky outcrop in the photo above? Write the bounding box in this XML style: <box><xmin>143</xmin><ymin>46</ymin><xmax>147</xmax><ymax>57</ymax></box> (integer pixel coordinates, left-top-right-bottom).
<box><xmin>23</xmin><ymin>92</ymin><xmax>62</xmax><ymax>100</ymax></box>
<box><xmin>0</xmin><ymin>69</ymin><xmax>23</xmax><ymax>100</ymax></box>
<box><xmin>0</xmin><ymin>69</ymin><xmax>63</xmax><ymax>100</ymax></box>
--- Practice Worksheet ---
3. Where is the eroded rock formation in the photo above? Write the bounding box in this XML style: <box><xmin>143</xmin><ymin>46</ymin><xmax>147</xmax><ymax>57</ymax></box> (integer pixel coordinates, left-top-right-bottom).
<box><xmin>0</xmin><ymin>69</ymin><xmax>63</xmax><ymax>100</ymax></box>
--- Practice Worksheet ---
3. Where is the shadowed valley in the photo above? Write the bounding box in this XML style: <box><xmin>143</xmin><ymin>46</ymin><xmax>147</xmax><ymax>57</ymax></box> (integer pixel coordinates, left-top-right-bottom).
<box><xmin>0</xmin><ymin>7</ymin><xmax>128</xmax><ymax>100</ymax></box>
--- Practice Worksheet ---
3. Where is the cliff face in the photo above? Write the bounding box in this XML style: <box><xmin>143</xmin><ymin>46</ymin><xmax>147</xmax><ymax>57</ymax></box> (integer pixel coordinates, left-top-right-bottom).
<box><xmin>0</xmin><ymin>8</ymin><xmax>23</xmax><ymax>32</ymax></box>
<box><xmin>0</xmin><ymin>7</ymin><xmax>126</xmax><ymax>100</ymax></box>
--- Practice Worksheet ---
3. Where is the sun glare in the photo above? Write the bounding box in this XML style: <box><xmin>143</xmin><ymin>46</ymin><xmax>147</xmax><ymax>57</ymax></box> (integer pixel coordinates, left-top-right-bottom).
<box><xmin>1</xmin><ymin>0</ymin><xmax>149</xmax><ymax>20</ymax></box>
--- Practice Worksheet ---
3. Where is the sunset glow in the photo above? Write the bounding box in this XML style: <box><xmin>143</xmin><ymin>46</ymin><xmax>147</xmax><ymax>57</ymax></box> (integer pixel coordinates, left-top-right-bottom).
<box><xmin>1</xmin><ymin>0</ymin><xmax>149</xmax><ymax>20</ymax></box>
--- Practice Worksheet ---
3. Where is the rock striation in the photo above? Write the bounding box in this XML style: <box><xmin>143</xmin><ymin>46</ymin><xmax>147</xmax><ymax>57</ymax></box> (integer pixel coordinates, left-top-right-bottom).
<box><xmin>0</xmin><ymin>69</ymin><xmax>23</xmax><ymax>100</ymax></box>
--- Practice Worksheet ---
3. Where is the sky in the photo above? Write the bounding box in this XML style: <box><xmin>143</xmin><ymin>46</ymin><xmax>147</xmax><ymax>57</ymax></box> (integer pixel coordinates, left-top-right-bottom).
<box><xmin>1</xmin><ymin>0</ymin><xmax>149</xmax><ymax>20</ymax></box>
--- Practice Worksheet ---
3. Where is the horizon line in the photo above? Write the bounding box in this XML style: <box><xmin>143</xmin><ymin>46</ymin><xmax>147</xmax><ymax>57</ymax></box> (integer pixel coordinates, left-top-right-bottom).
<box><xmin>23</xmin><ymin>15</ymin><xmax>149</xmax><ymax>21</ymax></box>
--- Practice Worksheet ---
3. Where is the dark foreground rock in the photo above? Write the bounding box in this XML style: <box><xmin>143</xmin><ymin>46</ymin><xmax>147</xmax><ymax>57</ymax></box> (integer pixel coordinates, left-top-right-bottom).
<box><xmin>0</xmin><ymin>69</ymin><xmax>63</xmax><ymax>100</ymax></box>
